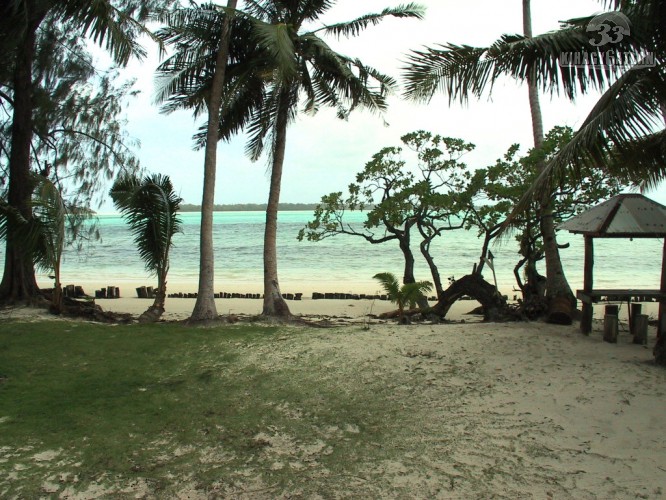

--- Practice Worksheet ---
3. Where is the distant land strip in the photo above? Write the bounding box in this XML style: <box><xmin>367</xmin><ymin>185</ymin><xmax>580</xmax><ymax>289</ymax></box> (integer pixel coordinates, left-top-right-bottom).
<box><xmin>180</xmin><ymin>203</ymin><xmax>319</xmax><ymax>212</ymax></box>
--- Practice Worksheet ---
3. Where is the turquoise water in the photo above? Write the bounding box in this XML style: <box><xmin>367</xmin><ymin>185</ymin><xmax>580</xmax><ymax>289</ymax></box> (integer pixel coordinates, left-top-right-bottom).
<box><xmin>1</xmin><ymin>210</ymin><xmax>663</xmax><ymax>293</ymax></box>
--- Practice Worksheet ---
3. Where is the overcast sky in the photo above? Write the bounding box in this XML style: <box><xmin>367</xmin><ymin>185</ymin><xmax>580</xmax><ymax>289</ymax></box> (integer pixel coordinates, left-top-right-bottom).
<box><xmin>98</xmin><ymin>0</ymin><xmax>663</xmax><ymax>212</ymax></box>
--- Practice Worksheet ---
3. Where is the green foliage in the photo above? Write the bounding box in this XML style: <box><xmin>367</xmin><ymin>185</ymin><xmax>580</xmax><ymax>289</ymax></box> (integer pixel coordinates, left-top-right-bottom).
<box><xmin>467</xmin><ymin>126</ymin><xmax>630</xmax><ymax>290</ymax></box>
<box><xmin>109</xmin><ymin>173</ymin><xmax>182</xmax><ymax>278</ymax></box>
<box><xmin>0</xmin><ymin>15</ymin><xmax>143</xmax><ymax>210</ymax></box>
<box><xmin>403</xmin><ymin>0</ymin><xmax>666</xmax><ymax>193</ymax></box>
<box><xmin>373</xmin><ymin>271</ymin><xmax>432</xmax><ymax>317</ymax></box>
<box><xmin>154</xmin><ymin>1</ymin><xmax>424</xmax><ymax>154</ymax></box>
<box><xmin>300</xmin><ymin>130</ymin><xmax>475</xmax><ymax>244</ymax></box>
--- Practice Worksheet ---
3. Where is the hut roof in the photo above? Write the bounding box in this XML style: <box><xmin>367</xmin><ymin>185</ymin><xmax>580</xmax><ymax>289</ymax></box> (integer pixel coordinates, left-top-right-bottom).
<box><xmin>559</xmin><ymin>193</ymin><xmax>666</xmax><ymax>238</ymax></box>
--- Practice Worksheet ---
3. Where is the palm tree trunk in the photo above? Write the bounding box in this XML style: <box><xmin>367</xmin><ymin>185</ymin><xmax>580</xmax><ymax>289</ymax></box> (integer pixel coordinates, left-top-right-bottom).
<box><xmin>190</xmin><ymin>0</ymin><xmax>237</xmax><ymax>321</ymax></box>
<box><xmin>523</xmin><ymin>0</ymin><xmax>574</xmax><ymax>322</ymax></box>
<box><xmin>262</xmin><ymin>88</ymin><xmax>291</xmax><ymax>317</ymax></box>
<box><xmin>140</xmin><ymin>266</ymin><xmax>166</xmax><ymax>322</ymax></box>
<box><xmin>0</xmin><ymin>10</ymin><xmax>43</xmax><ymax>303</ymax></box>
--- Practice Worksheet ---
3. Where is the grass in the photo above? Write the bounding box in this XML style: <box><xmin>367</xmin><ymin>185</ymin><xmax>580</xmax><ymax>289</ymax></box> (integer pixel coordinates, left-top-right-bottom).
<box><xmin>0</xmin><ymin>319</ymin><xmax>409</xmax><ymax>498</ymax></box>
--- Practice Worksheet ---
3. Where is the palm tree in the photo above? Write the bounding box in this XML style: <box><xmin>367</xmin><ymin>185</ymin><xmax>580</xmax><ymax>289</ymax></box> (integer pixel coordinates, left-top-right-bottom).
<box><xmin>110</xmin><ymin>173</ymin><xmax>182</xmax><ymax>322</ymax></box>
<box><xmin>403</xmin><ymin>1</ymin><xmax>666</xmax><ymax>316</ymax></box>
<box><xmin>403</xmin><ymin>0</ymin><xmax>666</xmax><ymax>192</ymax></box>
<box><xmin>157</xmin><ymin>1</ymin><xmax>238</xmax><ymax>322</ymax></box>
<box><xmin>521</xmin><ymin>0</ymin><xmax>574</xmax><ymax>323</ymax></box>
<box><xmin>0</xmin><ymin>0</ymin><xmax>168</xmax><ymax>303</ymax></box>
<box><xmin>373</xmin><ymin>271</ymin><xmax>432</xmax><ymax>322</ymax></box>
<box><xmin>156</xmin><ymin>1</ymin><xmax>424</xmax><ymax>319</ymax></box>
<box><xmin>237</xmin><ymin>1</ymin><xmax>425</xmax><ymax>318</ymax></box>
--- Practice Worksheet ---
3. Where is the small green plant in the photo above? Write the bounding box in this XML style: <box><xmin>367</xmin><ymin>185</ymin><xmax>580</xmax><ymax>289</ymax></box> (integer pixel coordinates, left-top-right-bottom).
<box><xmin>110</xmin><ymin>173</ymin><xmax>182</xmax><ymax>322</ymax></box>
<box><xmin>373</xmin><ymin>272</ymin><xmax>432</xmax><ymax>323</ymax></box>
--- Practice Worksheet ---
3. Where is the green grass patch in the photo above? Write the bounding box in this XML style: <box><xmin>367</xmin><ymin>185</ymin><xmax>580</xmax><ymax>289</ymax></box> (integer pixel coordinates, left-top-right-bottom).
<box><xmin>0</xmin><ymin>320</ymin><xmax>408</xmax><ymax>497</ymax></box>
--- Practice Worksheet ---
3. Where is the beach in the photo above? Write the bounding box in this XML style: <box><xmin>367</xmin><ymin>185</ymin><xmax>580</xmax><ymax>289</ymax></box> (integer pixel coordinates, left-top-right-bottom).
<box><xmin>1</xmin><ymin>302</ymin><xmax>665</xmax><ymax>498</ymax></box>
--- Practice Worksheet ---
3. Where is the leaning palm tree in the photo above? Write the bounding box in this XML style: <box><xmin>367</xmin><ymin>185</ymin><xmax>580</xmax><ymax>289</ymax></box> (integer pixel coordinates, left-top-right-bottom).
<box><xmin>156</xmin><ymin>1</ymin><xmax>425</xmax><ymax>319</ymax></box>
<box><xmin>110</xmin><ymin>173</ymin><xmax>182</xmax><ymax>322</ymax></box>
<box><xmin>403</xmin><ymin>0</ymin><xmax>665</xmax><ymax>313</ymax></box>
<box><xmin>373</xmin><ymin>271</ymin><xmax>432</xmax><ymax>323</ymax></box>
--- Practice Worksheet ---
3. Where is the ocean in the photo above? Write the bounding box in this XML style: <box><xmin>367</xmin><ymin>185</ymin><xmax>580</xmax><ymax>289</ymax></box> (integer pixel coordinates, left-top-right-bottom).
<box><xmin>1</xmin><ymin>210</ymin><xmax>663</xmax><ymax>294</ymax></box>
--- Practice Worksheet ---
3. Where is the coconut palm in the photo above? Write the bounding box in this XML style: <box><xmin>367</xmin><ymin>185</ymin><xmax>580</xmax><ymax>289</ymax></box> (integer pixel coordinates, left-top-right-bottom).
<box><xmin>110</xmin><ymin>173</ymin><xmax>182</xmax><ymax>322</ymax></box>
<box><xmin>155</xmin><ymin>1</ymin><xmax>238</xmax><ymax>322</ymax></box>
<box><xmin>373</xmin><ymin>271</ymin><xmax>432</xmax><ymax>322</ymax></box>
<box><xmin>237</xmin><ymin>1</ymin><xmax>425</xmax><ymax>318</ymax></box>
<box><xmin>156</xmin><ymin>1</ymin><xmax>424</xmax><ymax>318</ymax></box>
<box><xmin>403</xmin><ymin>1</ymin><xmax>666</xmax><ymax>315</ymax></box>
<box><xmin>0</xmin><ymin>0</ymin><xmax>169</xmax><ymax>303</ymax></box>
<box><xmin>403</xmin><ymin>0</ymin><xmax>666</xmax><ymax>192</ymax></box>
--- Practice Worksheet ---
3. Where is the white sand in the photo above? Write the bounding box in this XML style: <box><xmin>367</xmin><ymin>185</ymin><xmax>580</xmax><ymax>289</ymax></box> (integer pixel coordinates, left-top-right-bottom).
<box><xmin>2</xmin><ymin>306</ymin><xmax>665</xmax><ymax>497</ymax></box>
<box><xmin>2</xmin><ymin>297</ymin><xmax>665</xmax><ymax>497</ymax></box>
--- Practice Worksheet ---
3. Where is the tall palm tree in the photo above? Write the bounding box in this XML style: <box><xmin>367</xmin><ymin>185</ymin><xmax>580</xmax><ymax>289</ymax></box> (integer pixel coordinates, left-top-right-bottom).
<box><xmin>156</xmin><ymin>1</ymin><xmax>238</xmax><ymax>321</ymax></box>
<box><xmin>110</xmin><ymin>173</ymin><xmax>182</xmax><ymax>322</ymax></box>
<box><xmin>156</xmin><ymin>0</ymin><xmax>424</xmax><ymax>318</ymax></box>
<box><xmin>0</xmin><ymin>0</ymin><xmax>168</xmax><ymax>303</ymax></box>
<box><xmin>237</xmin><ymin>0</ymin><xmax>425</xmax><ymax>317</ymax></box>
<box><xmin>403</xmin><ymin>1</ymin><xmax>665</xmax><ymax>313</ymax></box>
<box><xmin>403</xmin><ymin>0</ymin><xmax>666</xmax><ymax>191</ymax></box>
<box><xmin>521</xmin><ymin>0</ymin><xmax>574</xmax><ymax>322</ymax></box>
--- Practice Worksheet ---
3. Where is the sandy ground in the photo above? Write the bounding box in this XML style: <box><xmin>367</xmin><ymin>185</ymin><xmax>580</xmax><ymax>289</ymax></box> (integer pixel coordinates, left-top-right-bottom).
<box><xmin>2</xmin><ymin>294</ymin><xmax>665</xmax><ymax>498</ymax></box>
<box><xmin>231</xmin><ymin>320</ymin><xmax>666</xmax><ymax>498</ymax></box>
<box><xmin>46</xmin><ymin>278</ymin><xmax>662</xmax><ymax>324</ymax></box>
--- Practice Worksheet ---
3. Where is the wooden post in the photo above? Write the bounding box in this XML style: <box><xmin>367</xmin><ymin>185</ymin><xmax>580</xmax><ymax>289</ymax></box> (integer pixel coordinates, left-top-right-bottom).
<box><xmin>659</xmin><ymin>240</ymin><xmax>666</xmax><ymax>341</ymax></box>
<box><xmin>633</xmin><ymin>314</ymin><xmax>649</xmax><ymax>345</ymax></box>
<box><xmin>603</xmin><ymin>314</ymin><xmax>618</xmax><ymax>343</ymax></box>
<box><xmin>630</xmin><ymin>303</ymin><xmax>642</xmax><ymax>336</ymax></box>
<box><xmin>605</xmin><ymin>305</ymin><xmax>619</xmax><ymax>316</ymax></box>
<box><xmin>581</xmin><ymin>236</ymin><xmax>594</xmax><ymax>334</ymax></box>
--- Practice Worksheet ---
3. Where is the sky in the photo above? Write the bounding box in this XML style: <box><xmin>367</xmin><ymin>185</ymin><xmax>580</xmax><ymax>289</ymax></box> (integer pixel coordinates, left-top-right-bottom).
<box><xmin>98</xmin><ymin>0</ymin><xmax>665</xmax><ymax>211</ymax></box>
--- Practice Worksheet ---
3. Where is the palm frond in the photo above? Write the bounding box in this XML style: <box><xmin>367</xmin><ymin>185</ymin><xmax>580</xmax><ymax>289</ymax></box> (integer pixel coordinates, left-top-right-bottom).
<box><xmin>514</xmin><ymin>63</ymin><xmax>665</xmax><ymax>215</ymax></box>
<box><xmin>401</xmin><ymin>280</ymin><xmax>433</xmax><ymax>309</ymax></box>
<box><xmin>110</xmin><ymin>173</ymin><xmax>182</xmax><ymax>276</ymax></box>
<box><xmin>247</xmin><ymin>17</ymin><xmax>297</xmax><ymax>80</ymax></box>
<box><xmin>53</xmin><ymin>0</ymin><xmax>157</xmax><ymax>65</ymax></box>
<box><xmin>319</xmin><ymin>3</ymin><xmax>425</xmax><ymax>39</ymax></box>
<box><xmin>30</xmin><ymin>177</ymin><xmax>66</xmax><ymax>274</ymax></box>
<box><xmin>403</xmin><ymin>19</ymin><xmax>651</xmax><ymax>103</ymax></box>
<box><xmin>373</xmin><ymin>271</ymin><xmax>401</xmax><ymax>300</ymax></box>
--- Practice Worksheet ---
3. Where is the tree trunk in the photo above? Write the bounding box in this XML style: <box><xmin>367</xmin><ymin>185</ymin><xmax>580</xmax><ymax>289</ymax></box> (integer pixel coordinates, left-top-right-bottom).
<box><xmin>139</xmin><ymin>266</ymin><xmax>167</xmax><ymax>323</ymax></box>
<box><xmin>523</xmin><ymin>0</ymin><xmax>574</xmax><ymax>324</ymax></box>
<box><xmin>0</xmin><ymin>12</ymin><xmax>43</xmax><ymax>303</ymax></box>
<box><xmin>397</xmin><ymin>222</ymin><xmax>429</xmax><ymax>309</ymax></box>
<box><xmin>398</xmin><ymin>223</ymin><xmax>416</xmax><ymax>286</ymax></box>
<box><xmin>432</xmin><ymin>273</ymin><xmax>508</xmax><ymax>321</ymax></box>
<box><xmin>262</xmin><ymin>88</ymin><xmax>292</xmax><ymax>317</ymax></box>
<box><xmin>420</xmin><ymin>236</ymin><xmax>443</xmax><ymax>298</ymax></box>
<box><xmin>190</xmin><ymin>0</ymin><xmax>237</xmax><ymax>321</ymax></box>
